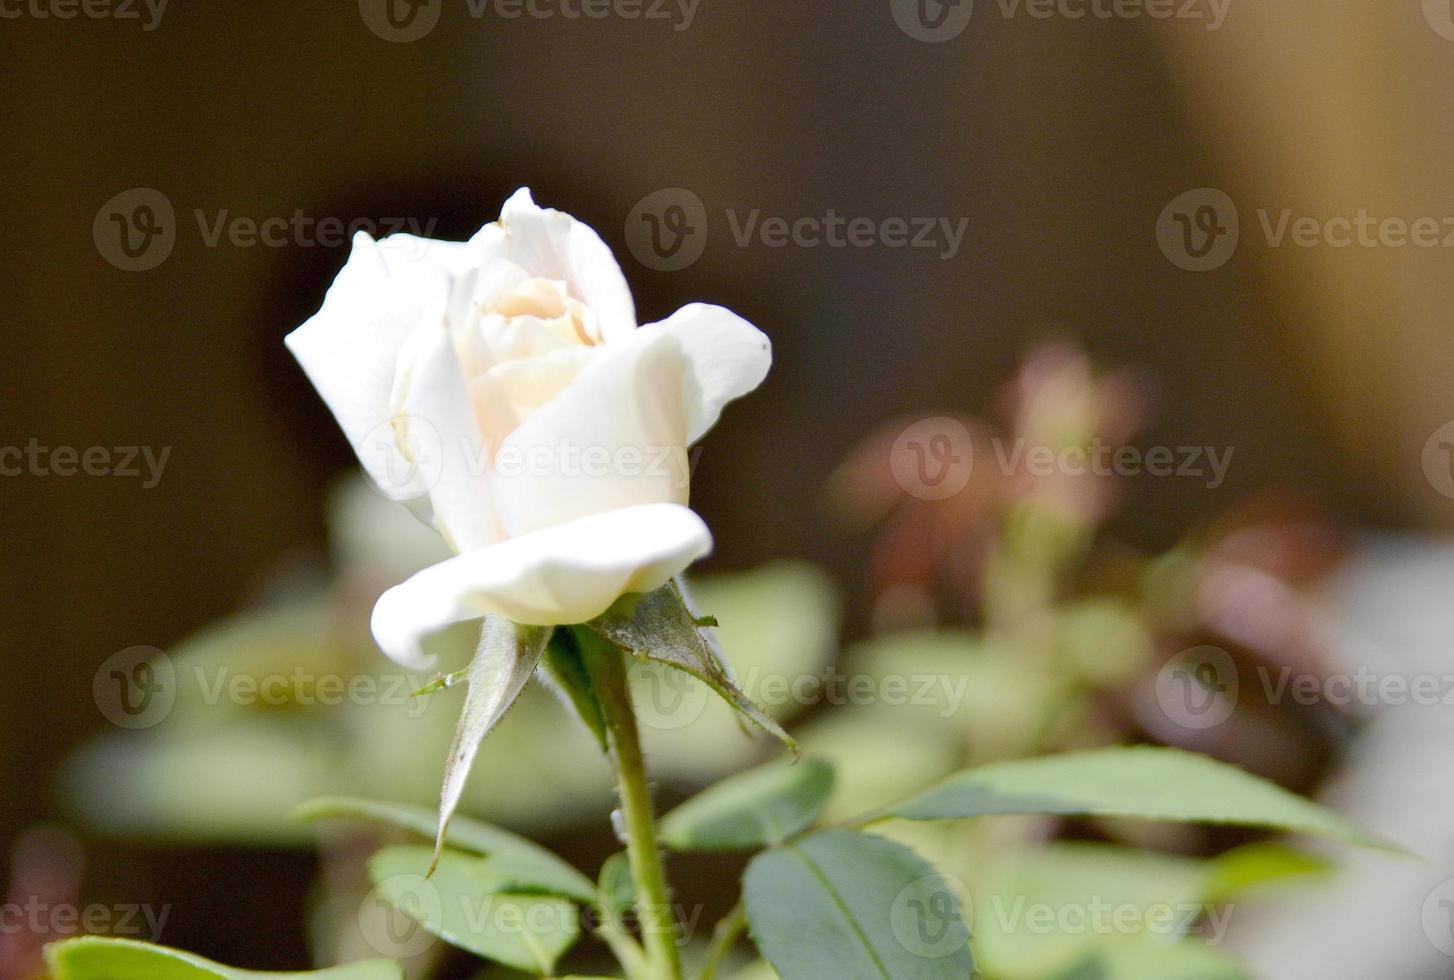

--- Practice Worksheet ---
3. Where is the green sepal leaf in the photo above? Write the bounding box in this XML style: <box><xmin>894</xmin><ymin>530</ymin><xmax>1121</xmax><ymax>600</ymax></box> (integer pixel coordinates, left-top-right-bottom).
<box><xmin>660</xmin><ymin>758</ymin><xmax>835</xmax><ymax>851</ymax></box>
<box><xmin>368</xmin><ymin>846</ymin><xmax>580</xmax><ymax>973</ymax></box>
<box><xmin>588</xmin><ymin>582</ymin><xmax>796</xmax><ymax>755</ymax></box>
<box><xmin>884</xmin><ymin>747</ymin><xmax>1393</xmax><ymax>849</ymax></box>
<box><xmin>540</xmin><ymin>628</ymin><xmax>608</xmax><ymax>751</ymax></box>
<box><xmin>743</xmin><ymin>831</ymin><xmax>973</xmax><ymax>979</ymax></box>
<box><xmin>292</xmin><ymin>796</ymin><xmax>595</xmax><ymax>902</ymax></box>
<box><xmin>432</xmin><ymin>618</ymin><xmax>553</xmax><ymax>873</ymax></box>
<box><xmin>44</xmin><ymin>937</ymin><xmax>401</xmax><ymax>979</ymax></box>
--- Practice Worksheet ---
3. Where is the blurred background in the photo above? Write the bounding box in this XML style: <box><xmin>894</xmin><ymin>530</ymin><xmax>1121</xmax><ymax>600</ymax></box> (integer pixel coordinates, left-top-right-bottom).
<box><xmin>5</xmin><ymin>1</ymin><xmax>1454</xmax><ymax>977</ymax></box>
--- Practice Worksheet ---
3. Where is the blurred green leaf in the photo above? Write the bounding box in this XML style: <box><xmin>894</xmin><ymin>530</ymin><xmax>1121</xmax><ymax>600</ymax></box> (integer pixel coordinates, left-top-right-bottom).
<box><xmin>742</xmin><ymin>831</ymin><xmax>973</xmax><ymax>979</ymax></box>
<box><xmin>1200</xmin><ymin>842</ymin><xmax>1332</xmax><ymax>904</ymax></box>
<box><xmin>64</xmin><ymin>718</ymin><xmax>334</xmax><ymax>845</ymax></box>
<box><xmin>293</xmin><ymin>796</ymin><xmax>595</xmax><ymax>902</ymax></box>
<box><xmin>967</xmin><ymin>843</ymin><xmax>1207</xmax><ymax>979</ymax></box>
<box><xmin>596</xmin><ymin>852</ymin><xmax>636</xmax><ymax>915</ymax></box>
<box><xmin>44</xmin><ymin>937</ymin><xmax>400</xmax><ymax>979</ymax></box>
<box><xmin>368</xmin><ymin>847</ymin><xmax>579</xmax><ymax>973</ymax></box>
<box><xmin>660</xmin><ymin>758</ymin><xmax>834</xmax><ymax>851</ymax></box>
<box><xmin>886</xmin><ymin>747</ymin><xmax>1389</xmax><ymax>848</ymax></box>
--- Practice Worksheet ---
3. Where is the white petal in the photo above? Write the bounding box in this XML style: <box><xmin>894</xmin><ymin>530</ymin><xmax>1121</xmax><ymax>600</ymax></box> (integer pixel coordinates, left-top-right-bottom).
<box><xmin>640</xmin><ymin>303</ymin><xmax>772</xmax><ymax>444</ymax></box>
<box><xmin>500</xmin><ymin>187</ymin><xmax>636</xmax><ymax>342</ymax></box>
<box><xmin>490</xmin><ymin>330</ymin><xmax>690</xmax><ymax>538</ymax></box>
<box><xmin>370</xmin><ymin>503</ymin><xmax>712</xmax><ymax>665</ymax></box>
<box><xmin>285</xmin><ymin>232</ymin><xmax>454</xmax><ymax>500</ymax></box>
<box><xmin>393</xmin><ymin>322</ymin><xmax>501</xmax><ymax>552</ymax></box>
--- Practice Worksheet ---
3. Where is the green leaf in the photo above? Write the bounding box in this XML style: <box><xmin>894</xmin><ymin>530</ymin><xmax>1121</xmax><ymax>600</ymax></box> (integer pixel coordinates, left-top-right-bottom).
<box><xmin>588</xmin><ymin>583</ymin><xmax>796</xmax><ymax>755</ymax></box>
<box><xmin>885</xmin><ymin>747</ymin><xmax>1390</xmax><ymax>848</ymax></box>
<box><xmin>368</xmin><ymin>846</ymin><xmax>579</xmax><ymax>973</ymax></box>
<box><xmin>966</xmin><ymin>843</ymin><xmax>1209</xmax><ymax>979</ymax></box>
<box><xmin>44</xmin><ymin>937</ymin><xmax>400</xmax><ymax>979</ymax></box>
<box><xmin>1200</xmin><ymin>842</ymin><xmax>1332</xmax><ymax>904</ymax></box>
<box><xmin>540</xmin><ymin>628</ymin><xmax>608</xmax><ymax>751</ymax></box>
<box><xmin>967</xmin><ymin>841</ymin><xmax>1328</xmax><ymax>980</ymax></box>
<box><xmin>432</xmin><ymin>618</ymin><xmax>553</xmax><ymax>873</ymax></box>
<box><xmin>743</xmin><ymin>831</ymin><xmax>973</xmax><ymax>979</ymax></box>
<box><xmin>660</xmin><ymin>758</ymin><xmax>835</xmax><ymax>851</ymax></box>
<box><xmin>292</xmin><ymin>796</ymin><xmax>595</xmax><ymax>902</ymax></box>
<box><xmin>597</xmin><ymin>852</ymin><xmax>637</xmax><ymax>916</ymax></box>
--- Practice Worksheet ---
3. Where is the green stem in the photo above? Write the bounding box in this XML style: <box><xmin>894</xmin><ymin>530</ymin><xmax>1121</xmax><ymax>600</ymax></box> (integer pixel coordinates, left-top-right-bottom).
<box><xmin>699</xmin><ymin>903</ymin><xmax>747</xmax><ymax>980</ymax></box>
<box><xmin>579</xmin><ymin>629</ymin><xmax>682</xmax><ymax>980</ymax></box>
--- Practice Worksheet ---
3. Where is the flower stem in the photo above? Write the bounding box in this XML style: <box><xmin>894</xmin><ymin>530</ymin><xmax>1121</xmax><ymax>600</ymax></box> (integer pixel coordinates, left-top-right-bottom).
<box><xmin>579</xmin><ymin>629</ymin><xmax>682</xmax><ymax>980</ymax></box>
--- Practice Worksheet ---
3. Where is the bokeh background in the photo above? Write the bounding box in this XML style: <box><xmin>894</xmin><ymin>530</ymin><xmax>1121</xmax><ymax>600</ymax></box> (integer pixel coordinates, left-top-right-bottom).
<box><xmin>5</xmin><ymin>1</ymin><xmax>1454</xmax><ymax>977</ymax></box>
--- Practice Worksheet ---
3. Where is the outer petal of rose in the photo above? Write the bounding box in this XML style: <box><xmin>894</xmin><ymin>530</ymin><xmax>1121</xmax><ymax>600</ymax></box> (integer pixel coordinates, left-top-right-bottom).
<box><xmin>500</xmin><ymin>187</ymin><xmax>637</xmax><ymax>342</ymax></box>
<box><xmin>370</xmin><ymin>502</ymin><xmax>712</xmax><ymax>666</ymax></box>
<box><xmin>490</xmin><ymin>330</ymin><xmax>689</xmax><ymax>538</ymax></box>
<box><xmin>284</xmin><ymin>232</ymin><xmax>454</xmax><ymax>501</ymax></box>
<box><xmin>640</xmin><ymin>303</ymin><xmax>773</xmax><ymax>444</ymax></box>
<box><xmin>393</xmin><ymin>320</ymin><xmax>501</xmax><ymax>552</ymax></box>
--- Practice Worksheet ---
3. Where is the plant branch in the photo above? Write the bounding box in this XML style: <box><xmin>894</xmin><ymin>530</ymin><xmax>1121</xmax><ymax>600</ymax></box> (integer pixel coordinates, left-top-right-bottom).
<box><xmin>579</xmin><ymin>628</ymin><xmax>682</xmax><ymax>980</ymax></box>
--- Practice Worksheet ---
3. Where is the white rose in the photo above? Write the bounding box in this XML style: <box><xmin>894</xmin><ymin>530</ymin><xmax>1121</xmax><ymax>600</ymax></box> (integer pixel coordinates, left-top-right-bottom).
<box><xmin>286</xmin><ymin>188</ymin><xmax>769</xmax><ymax>666</ymax></box>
